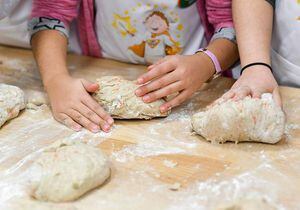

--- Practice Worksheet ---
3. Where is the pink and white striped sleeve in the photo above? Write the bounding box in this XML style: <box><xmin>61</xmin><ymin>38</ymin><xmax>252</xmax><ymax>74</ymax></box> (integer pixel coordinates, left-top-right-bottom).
<box><xmin>28</xmin><ymin>0</ymin><xmax>80</xmax><ymax>39</ymax></box>
<box><xmin>206</xmin><ymin>0</ymin><xmax>236</xmax><ymax>43</ymax></box>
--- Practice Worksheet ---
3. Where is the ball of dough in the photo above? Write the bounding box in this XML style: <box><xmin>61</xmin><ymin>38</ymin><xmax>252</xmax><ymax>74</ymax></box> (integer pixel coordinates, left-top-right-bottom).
<box><xmin>0</xmin><ymin>83</ymin><xmax>25</xmax><ymax>128</ymax></box>
<box><xmin>191</xmin><ymin>94</ymin><xmax>285</xmax><ymax>144</ymax></box>
<box><xmin>216</xmin><ymin>197</ymin><xmax>278</xmax><ymax>210</ymax></box>
<box><xmin>92</xmin><ymin>76</ymin><xmax>170</xmax><ymax>119</ymax></box>
<box><xmin>32</xmin><ymin>143</ymin><xmax>110</xmax><ymax>202</ymax></box>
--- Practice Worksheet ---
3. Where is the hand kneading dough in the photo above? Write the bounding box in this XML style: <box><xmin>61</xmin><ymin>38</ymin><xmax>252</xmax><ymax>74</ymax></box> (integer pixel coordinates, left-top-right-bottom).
<box><xmin>93</xmin><ymin>76</ymin><xmax>170</xmax><ymax>119</ymax></box>
<box><xmin>191</xmin><ymin>93</ymin><xmax>285</xmax><ymax>144</ymax></box>
<box><xmin>32</xmin><ymin>143</ymin><xmax>110</xmax><ymax>202</ymax></box>
<box><xmin>0</xmin><ymin>84</ymin><xmax>25</xmax><ymax>128</ymax></box>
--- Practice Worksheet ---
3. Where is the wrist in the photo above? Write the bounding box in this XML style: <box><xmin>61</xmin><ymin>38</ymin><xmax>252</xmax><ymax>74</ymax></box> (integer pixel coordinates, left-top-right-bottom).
<box><xmin>193</xmin><ymin>52</ymin><xmax>216</xmax><ymax>80</ymax></box>
<box><xmin>43</xmin><ymin>72</ymin><xmax>71</xmax><ymax>91</ymax></box>
<box><xmin>242</xmin><ymin>65</ymin><xmax>273</xmax><ymax>76</ymax></box>
<box><xmin>241</xmin><ymin>62</ymin><xmax>272</xmax><ymax>76</ymax></box>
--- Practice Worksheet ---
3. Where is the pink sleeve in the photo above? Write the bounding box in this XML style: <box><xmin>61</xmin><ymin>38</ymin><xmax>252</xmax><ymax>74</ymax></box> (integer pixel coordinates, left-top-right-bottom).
<box><xmin>206</xmin><ymin>0</ymin><xmax>233</xmax><ymax>31</ymax></box>
<box><xmin>30</xmin><ymin>0</ymin><xmax>80</xmax><ymax>28</ymax></box>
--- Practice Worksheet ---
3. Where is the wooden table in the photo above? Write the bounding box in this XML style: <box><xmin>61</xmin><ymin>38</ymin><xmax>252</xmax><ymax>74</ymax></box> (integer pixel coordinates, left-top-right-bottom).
<box><xmin>0</xmin><ymin>46</ymin><xmax>300</xmax><ymax>210</ymax></box>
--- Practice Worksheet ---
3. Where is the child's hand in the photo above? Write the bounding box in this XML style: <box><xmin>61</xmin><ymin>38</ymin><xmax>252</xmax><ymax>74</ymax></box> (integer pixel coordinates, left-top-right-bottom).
<box><xmin>218</xmin><ymin>66</ymin><xmax>282</xmax><ymax>107</ymax></box>
<box><xmin>135</xmin><ymin>54</ymin><xmax>215</xmax><ymax>113</ymax></box>
<box><xmin>45</xmin><ymin>75</ymin><xmax>114</xmax><ymax>133</ymax></box>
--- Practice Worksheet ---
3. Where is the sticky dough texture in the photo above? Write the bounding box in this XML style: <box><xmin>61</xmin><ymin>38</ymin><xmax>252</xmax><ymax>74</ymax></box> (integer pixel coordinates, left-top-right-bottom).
<box><xmin>191</xmin><ymin>93</ymin><xmax>285</xmax><ymax>144</ymax></box>
<box><xmin>216</xmin><ymin>197</ymin><xmax>278</xmax><ymax>210</ymax></box>
<box><xmin>0</xmin><ymin>83</ymin><xmax>26</xmax><ymax>128</ymax></box>
<box><xmin>93</xmin><ymin>76</ymin><xmax>170</xmax><ymax>119</ymax></box>
<box><xmin>32</xmin><ymin>143</ymin><xmax>110</xmax><ymax>202</ymax></box>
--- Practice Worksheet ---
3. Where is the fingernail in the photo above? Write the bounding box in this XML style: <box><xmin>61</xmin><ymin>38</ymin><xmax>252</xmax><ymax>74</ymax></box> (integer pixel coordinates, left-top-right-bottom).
<box><xmin>107</xmin><ymin>118</ymin><xmax>114</xmax><ymax>125</ymax></box>
<box><xmin>91</xmin><ymin>125</ymin><xmax>100</xmax><ymax>133</ymax></box>
<box><xmin>160</xmin><ymin>109</ymin><xmax>166</xmax><ymax>113</ymax></box>
<box><xmin>160</xmin><ymin>105</ymin><xmax>170</xmax><ymax>113</ymax></box>
<box><xmin>137</xmin><ymin>78</ymin><xmax>143</xmax><ymax>84</ymax></box>
<box><xmin>73</xmin><ymin>126</ymin><xmax>82</xmax><ymax>132</ymax></box>
<box><xmin>143</xmin><ymin>95</ymin><xmax>150</xmax><ymax>102</ymax></box>
<box><xmin>135</xmin><ymin>89</ymin><xmax>142</xmax><ymax>96</ymax></box>
<box><xmin>103</xmin><ymin>123</ymin><xmax>110</xmax><ymax>132</ymax></box>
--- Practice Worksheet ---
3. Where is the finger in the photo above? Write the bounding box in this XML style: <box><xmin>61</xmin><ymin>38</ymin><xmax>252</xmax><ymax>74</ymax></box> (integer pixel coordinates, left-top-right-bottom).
<box><xmin>222</xmin><ymin>90</ymin><xmax>236</xmax><ymax>101</ymax></box>
<box><xmin>136</xmin><ymin>72</ymin><xmax>178</xmax><ymax>97</ymax></box>
<box><xmin>82</xmin><ymin>95</ymin><xmax>114</xmax><ymax>126</ymax></box>
<box><xmin>56</xmin><ymin>113</ymin><xmax>82</xmax><ymax>131</ymax></box>
<box><xmin>272</xmin><ymin>87</ymin><xmax>282</xmax><ymax>108</ymax></box>
<box><xmin>210</xmin><ymin>90</ymin><xmax>235</xmax><ymax>107</ymax></box>
<box><xmin>160</xmin><ymin>90</ymin><xmax>190</xmax><ymax>113</ymax></box>
<box><xmin>81</xmin><ymin>79</ymin><xmax>99</xmax><ymax>93</ymax></box>
<box><xmin>75</xmin><ymin>103</ymin><xmax>106</xmax><ymax>127</ymax></box>
<box><xmin>142</xmin><ymin>81</ymin><xmax>184</xmax><ymax>103</ymax></box>
<box><xmin>147</xmin><ymin>57</ymin><xmax>169</xmax><ymax>70</ymax></box>
<box><xmin>67</xmin><ymin>109</ymin><xmax>100</xmax><ymax>133</ymax></box>
<box><xmin>251</xmin><ymin>90</ymin><xmax>262</xmax><ymax>99</ymax></box>
<box><xmin>137</xmin><ymin>61</ymin><xmax>175</xmax><ymax>84</ymax></box>
<box><xmin>232</xmin><ymin>86</ymin><xmax>252</xmax><ymax>101</ymax></box>
<box><xmin>210</xmin><ymin>97</ymin><xmax>226</xmax><ymax>108</ymax></box>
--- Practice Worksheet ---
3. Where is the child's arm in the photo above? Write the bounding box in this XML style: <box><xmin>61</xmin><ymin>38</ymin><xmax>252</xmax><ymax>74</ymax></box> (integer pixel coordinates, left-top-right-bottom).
<box><xmin>136</xmin><ymin>38</ymin><xmax>238</xmax><ymax>113</ymax></box>
<box><xmin>136</xmin><ymin>0</ymin><xmax>239</xmax><ymax>112</ymax></box>
<box><xmin>221</xmin><ymin>0</ymin><xmax>281</xmax><ymax>106</ymax></box>
<box><xmin>30</xmin><ymin>0</ymin><xmax>113</xmax><ymax>132</ymax></box>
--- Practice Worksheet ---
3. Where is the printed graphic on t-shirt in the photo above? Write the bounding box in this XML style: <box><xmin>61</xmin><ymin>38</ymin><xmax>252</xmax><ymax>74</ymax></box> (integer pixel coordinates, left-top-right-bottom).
<box><xmin>111</xmin><ymin>3</ymin><xmax>184</xmax><ymax>64</ymax></box>
<box><xmin>95</xmin><ymin>0</ymin><xmax>203</xmax><ymax>64</ymax></box>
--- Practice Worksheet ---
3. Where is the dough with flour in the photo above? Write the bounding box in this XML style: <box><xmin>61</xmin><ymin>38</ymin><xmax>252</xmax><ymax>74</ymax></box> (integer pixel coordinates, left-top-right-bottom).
<box><xmin>216</xmin><ymin>197</ymin><xmax>278</xmax><ymax>210</ymax></box>
<box><xmin>93</xmin><ymin>76</ymin><xmax>170</xmax><ymax>119</ymax></box>
<box><xmin>25</xmin><ymin>89</ymin><xmax>49</xmax><ymax>106</ymax></box>
<box><xmin>31</xmin><ymin>143</ymin><xmax>110</xmax><ymax>202</ymax></box>
<box><xmin>191</xmin><ymin>93</ymin><xmax>285</xmax><ymax>144</ymax></box>
<box><xmin>0</xmin><ymin>83</ymin><xmax>25</xmax><ymax>128</ymax></box>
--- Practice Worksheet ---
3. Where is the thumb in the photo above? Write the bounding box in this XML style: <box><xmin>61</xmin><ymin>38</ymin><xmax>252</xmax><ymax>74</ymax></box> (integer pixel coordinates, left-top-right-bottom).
<box><xmin>81</xmin><ymin>79</ymin><xmax>99</xmax><ymax>93</ymax></box>
<box><xmin>272</xmin><ymin>87</ymin><xmax>282</xmax><ymax>108</ymax></box>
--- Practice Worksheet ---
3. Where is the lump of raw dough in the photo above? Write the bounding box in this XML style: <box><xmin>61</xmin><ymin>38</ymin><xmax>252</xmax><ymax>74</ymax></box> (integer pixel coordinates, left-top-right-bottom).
<box><xmin>0</xmin><ymin>83</ymin><xmax>26</xmax><ymax>128</ymax></box>
<box><xmin>93</xmin><ymin>76</ymin><xmax>170</xmax><ymax>119</ymax></box>
<box><xmin>31</xmin><ymin>143</ymin><xmax>110</xmax><ymax>202</ymax></box>
<box><xmin>191</xmin><ymin>93</ymin><xmax>285</xmax><ymax>144</ymax></box>
<box><xmin>25</xmin><ymin>89</ymin><xmax>49</xmax><ymax>106</ymax></box>
<box><xmin>216</xmin><ymin>197</ymin><xmax>278</xmax><ymax>210</ymax></box>
<box><xmin>25</xmin><ymin>89</ymin><xmax>49</xmax><ymax>110</ymax></box>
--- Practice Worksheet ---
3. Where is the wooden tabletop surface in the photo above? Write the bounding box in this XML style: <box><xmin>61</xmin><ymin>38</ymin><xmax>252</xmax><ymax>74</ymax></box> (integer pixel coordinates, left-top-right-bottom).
<box><xmin>0</xmin><ymin>46</ymin><xmax>300</xmax><ymax>210</ymax></box>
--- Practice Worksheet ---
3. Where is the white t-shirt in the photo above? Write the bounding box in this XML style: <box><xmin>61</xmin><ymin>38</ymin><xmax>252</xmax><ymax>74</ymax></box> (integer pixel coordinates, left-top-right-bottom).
<box><xmin>0</xmin><ymin>1</ymin><xmax>205</xmax><ymax>66</ymax></box>
<box><xmin>0</xmin><ymin>0</ymin><xmax>31</xmax><ymax>48</ymax></box>
<box><xmin>95</xmin><ymin>1</ymin><xmax>205</xmax><ymax>64</ymax></box>
<box><xmin>271</xmin><ymin>0</ymin><xmax>300</xmax><ymax>87</ymax></box>
<box><xmin>0</xmin><ymin>0</ymin><xmax>80</xmax><ymax>53</ymax></box>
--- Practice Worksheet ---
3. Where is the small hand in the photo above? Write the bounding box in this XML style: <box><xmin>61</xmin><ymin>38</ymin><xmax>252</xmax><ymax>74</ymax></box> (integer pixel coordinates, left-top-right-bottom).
<box><xmin>45</xmin><ymin>75</ymin><xmax>114</xmax><ymax>133</ymax></box>
<box><xmin>216</xmin><ymin>66</ymin><xmax>281</xmax><ymax>107</ymax></box>
<box><xmin>135</xmin><ymin>54</ymin><xmax>215</xmax><ymax>112</ymax></box>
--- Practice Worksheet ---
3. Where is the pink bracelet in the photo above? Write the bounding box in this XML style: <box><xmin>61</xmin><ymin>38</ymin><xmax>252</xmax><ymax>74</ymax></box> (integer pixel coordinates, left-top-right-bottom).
<box><xmin>196</xmin><ymin>48</ymin><xmax>223</xmax><ymax>74</ymax></box>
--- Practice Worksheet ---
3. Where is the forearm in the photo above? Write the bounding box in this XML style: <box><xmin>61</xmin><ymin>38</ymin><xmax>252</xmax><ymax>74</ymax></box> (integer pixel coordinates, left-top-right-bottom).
<box><xmin>206</xmin><ymin>38</ymin><xmax>239</xmax><ymax>71</ymax></box>
<box><xmin>233</xmin><ymin>0</ymin><xmax>274</xmax><ymax>66</ymax></box>
<box><xmin>31</xmin><ymin>30</ymin><xmax>69</xmax><ymax>88</ymax></box>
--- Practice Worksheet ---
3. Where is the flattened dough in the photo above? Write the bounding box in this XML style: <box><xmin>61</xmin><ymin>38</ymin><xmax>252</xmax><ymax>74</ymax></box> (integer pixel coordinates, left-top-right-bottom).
<box><xmin>0</xmin><ymin>83</ymin><xmax>25</xmax><ymax>128</ymax></box>
<box><xmin>191</xmin><ymin>93</ymin><xmax>285</xmax><ymax>144</ymax></box>
<box><xmin>32</xmin><ymin>143</ymin><xmax>110</xmax><ymax>202</ymax></box>
<box><xmin>25</xmin><ymin>89</ymin><xmax>49</xmax><ymax>106</ymax></box>
<box><xmin>93</xmin><ymin>76</ymin><xmax>170</xmax><ymax>119</ymax></box>
<box><xmin>216</xmin><ymin>197</ymin><xmax>278</xmax><ymax>210</ymax></box>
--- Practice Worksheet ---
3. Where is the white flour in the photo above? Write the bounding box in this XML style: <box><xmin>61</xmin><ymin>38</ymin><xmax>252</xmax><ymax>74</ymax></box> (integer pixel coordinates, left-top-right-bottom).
<box><xmin>0</xmin><ymin>57</ymin><xmax>300</xmax><ymax>209</ymax></box>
